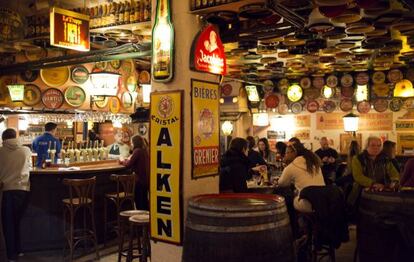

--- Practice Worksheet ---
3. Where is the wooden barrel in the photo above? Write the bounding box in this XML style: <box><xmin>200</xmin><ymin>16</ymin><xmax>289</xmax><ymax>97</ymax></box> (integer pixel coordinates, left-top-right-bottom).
<box><xmin>358</xmin><ymin>191</ymin><xmax>414</xmax><ymax>262</ymax></box>
<box><xmin>182</xmin><ymin>193</ymin><xmax>294</xmax><ymax>262</ymax></box>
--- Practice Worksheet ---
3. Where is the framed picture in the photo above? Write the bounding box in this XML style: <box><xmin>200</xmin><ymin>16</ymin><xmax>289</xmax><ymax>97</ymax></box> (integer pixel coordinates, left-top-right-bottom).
<box><xmin>340</xmin><ymin>133</ymin><xmax>362</xmax><ymax>154</ymax></box>
<box><xmin>191</xmin><ymin>79</ymin><xmax>220</xmax><ymax>179</ymax></box>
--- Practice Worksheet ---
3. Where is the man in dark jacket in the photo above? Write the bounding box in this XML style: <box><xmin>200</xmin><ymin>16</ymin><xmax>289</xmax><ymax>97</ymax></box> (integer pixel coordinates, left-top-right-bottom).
<box><xmin>219</xmin><ymin>138</ymin><xmax>249</xmax><ymax>193</ymax></box>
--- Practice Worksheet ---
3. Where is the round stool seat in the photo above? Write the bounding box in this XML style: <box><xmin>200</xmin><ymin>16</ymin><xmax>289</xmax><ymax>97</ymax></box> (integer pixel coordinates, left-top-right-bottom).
<box><xmin>129</xmin><ymin>214</ymin><xmax>150</xmax><ymax>224</ymax></box>
<box><xmin>120</xmin><ymin>209</ymin><xmax>149</xmax><ymax>218</ymax></box>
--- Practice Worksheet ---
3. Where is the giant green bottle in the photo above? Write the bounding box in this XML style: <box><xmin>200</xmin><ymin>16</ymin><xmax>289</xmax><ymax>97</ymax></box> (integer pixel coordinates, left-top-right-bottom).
<box><xmin>151</xmin><ymin>0</ymin><xmax>174</xmax><ymax>82</ymax></box>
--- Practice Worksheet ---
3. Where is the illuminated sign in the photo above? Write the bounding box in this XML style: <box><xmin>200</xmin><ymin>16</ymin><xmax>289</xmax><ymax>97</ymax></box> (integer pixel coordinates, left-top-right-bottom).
<box><xmin>50</xmin><ymin>7</ymin><xmax>90</xmax><ymax>51</ymax></box>
<box><xmin>245</xmin><ymin>85</ymin><xmax>260</xmax><ymax>102</ymax></box>
<box><xmin>150</xmin><ymin>90</ymin><xmax>183</xmax><ymax>244</ymax></box>
<box><xmin>190</xmin><ymin>24</ymin><xmax>226</xmax><ymax>75</ymax></box>
<box><xmin>7</xmin><ymin>84</ymin><xmax>24</xmax><ymax>102</ymax></box>
<box><xmin>191</xmin><ymin>79</ymin><xmax>220</xmax><ymax>179</ymax></box>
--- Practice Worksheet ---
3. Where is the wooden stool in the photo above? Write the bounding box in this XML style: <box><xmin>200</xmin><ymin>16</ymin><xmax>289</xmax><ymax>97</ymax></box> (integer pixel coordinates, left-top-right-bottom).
<box><xmin>118</xmin><ymin>210</ymin><xmax>149</xmax><ymax>262</ymax></box>
<box><xmin>127</xmin><ymin>213</ymin><xmax>150</xmax><ymax>262</ymax></box>
<box><xmin>300</xmin><ymin>212</ymin><xmax>336</xmax><ymax>262</ymax></box>
<box><xmin>104</xmin><ymin>174</ymin><xmax>136</xmax><ymax>245</ymax></box>
<box><xmin>62</xmin><ymin>176</ymin><xmax>99</xmax><ymax>261</ymax></box>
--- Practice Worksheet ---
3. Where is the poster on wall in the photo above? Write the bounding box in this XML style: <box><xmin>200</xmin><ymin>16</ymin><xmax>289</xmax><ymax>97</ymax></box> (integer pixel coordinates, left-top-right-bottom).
<box><xmin>293</xmin><ymin>130</ymin><xmax>310</xmax><ymax>141</ymax></box>
<box><xmin>316</xmin><ymin>112</ymin><xmax>393</xmax><ymax>131</ymax></box>
<box><xmin>397</xmin><ymin>133</ymin><xmax>414</xmax><ymax>155</ymax></box>
<box><xmin>340</xmin><ymin>133</ymin><xmax>362</xmax><ymax>154</ymax></box>
<box><xmin>191</xmin><ymin>79</ymin><xmax>220</xmax><ymax>179</ymax></box>
<box><xmin>149</xmin><ymin>90</ymin><xmax>183</xmax><ymax>244</ymax></box>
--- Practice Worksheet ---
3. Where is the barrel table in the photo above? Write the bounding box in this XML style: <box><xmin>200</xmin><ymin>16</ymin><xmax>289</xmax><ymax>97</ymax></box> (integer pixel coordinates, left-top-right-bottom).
<box><xmin>358</xmin><ymin>190</ymin><xmax>414</xmax><ymax>262</ymax></box>
<box><xmin>182</xmin><ymin>193</ymin><xmax>295</xmax><ymax>262</ymax></box>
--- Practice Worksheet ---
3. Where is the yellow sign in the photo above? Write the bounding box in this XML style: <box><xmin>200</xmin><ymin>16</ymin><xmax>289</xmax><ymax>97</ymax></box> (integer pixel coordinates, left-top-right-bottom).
<box><xmin>50</xmin><ymin>7</ymin><xmax>90</xmax><ymax>51</ymax></box>
<box><xmin>191</xmin><ymin>79</ymin><xmax>220</xmax><ymax>178</ymax></box>
<box><xmin>316</xmin><ymin>112</ymin><xmax>393</xmax><ymax>131</ymax></box>
<box><xmin>396</xmin><ymin>120</ymin><xmax>414</xmax><ymax>131</ymax></box>
<box><xmin>150</xmin><ymin>90</ymin><xmax>183</xmax><ymax>244</ymax></box>
<box><xmin>293</xmin><ymin>130</ymin><xmax>310</xmax><ymax>141</ymax></box>
<box><xmin>397</xmin><ymin>133</ymin><xmax>414</xmax><ymax>155</ymax></box>
<box><xmin>294</xmin><ymin>115</ymin><xmax>310</xmax><ymax>128</ymax></box>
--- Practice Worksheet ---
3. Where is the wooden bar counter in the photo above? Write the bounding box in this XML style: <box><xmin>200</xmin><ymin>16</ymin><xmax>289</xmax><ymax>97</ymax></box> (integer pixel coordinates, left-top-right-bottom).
<box><xmin>21</xmin><ymin>160</ymin><xmax>128</xmax><ymax>252</ymax></box>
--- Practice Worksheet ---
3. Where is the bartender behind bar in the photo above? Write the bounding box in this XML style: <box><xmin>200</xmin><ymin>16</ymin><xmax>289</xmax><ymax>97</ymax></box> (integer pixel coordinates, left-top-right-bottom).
<box><xmin>32</xmin><ymin>122</ymin><xmax>61</xmax><ymax>167</ymax></box>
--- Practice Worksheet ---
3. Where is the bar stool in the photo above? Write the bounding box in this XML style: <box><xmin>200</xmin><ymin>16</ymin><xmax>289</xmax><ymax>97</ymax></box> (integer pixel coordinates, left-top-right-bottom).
<box><xmin>104</xmin><ymin>174</ymin><xmax>136</xmax><ymax>244</ymax></box>
<box><xmin>62</xmin><ymin>176</ymin><xmax>99</xmax><ymax>261</ymax></box>
<box><xmin>127</xmin><ymin>213</ymin><xmax>150</xmax><ymax>262</ymax></box>
<box><xmin>118</xmin><ymin>210</ymin><xmax>149</xmax><ymax>262</ymax></box>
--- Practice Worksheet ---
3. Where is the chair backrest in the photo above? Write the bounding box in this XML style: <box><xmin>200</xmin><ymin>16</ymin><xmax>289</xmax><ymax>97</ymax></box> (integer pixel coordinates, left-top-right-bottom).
<box><xmin>63</xmin><ymin>176</ymin><xmax>96</xmax><ymax>205</ymax></box>
<box><xmin>110</xmin><ymin>174</ymin><xmax>136</xmax><ymax>199</ymax></box>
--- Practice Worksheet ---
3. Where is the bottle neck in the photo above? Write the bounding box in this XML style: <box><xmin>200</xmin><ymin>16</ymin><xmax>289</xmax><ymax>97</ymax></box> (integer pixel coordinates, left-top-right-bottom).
<box><xmin>156</xmin><ymin>0</ymin><xmax>170</xmax><ymax>21</ymax></box>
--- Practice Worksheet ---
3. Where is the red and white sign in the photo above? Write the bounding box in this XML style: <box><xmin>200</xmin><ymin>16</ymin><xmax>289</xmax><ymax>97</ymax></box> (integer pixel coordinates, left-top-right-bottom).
<box><xmin>42</xmin><ymin>88</ymin><xmax>64</xmax><ymax>109</ymax></box>
<box><xmin>191</xmin><ymin>25</ymin><xmax>226</xmax><ymax>75</ymax></box>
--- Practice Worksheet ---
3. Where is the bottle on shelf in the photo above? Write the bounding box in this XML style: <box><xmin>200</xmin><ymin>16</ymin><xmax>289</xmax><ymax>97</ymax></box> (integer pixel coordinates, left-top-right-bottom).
<box><xmin>87</xmin><ymin>141</ymin><xmax>93</xmax><ymax>162</ymax></box>
<box><xmin>81</xmin><ymin>142</ymin><xmax>88</xmax><ymax>162</ymax></box>
<box><xmin>124</xmin><ymin>1</ymin><xmax>130</xmax><ymax>24</ymax></box>
<box><xmin>50</xmin><ymin>141</ymin><xmax>56</xmax><ymax>164</ymax></box>
<box><xmin>75</xmin><ymin>143</ymin><xmax>81</xmax><ymax>162</ymax></box>
<box><xmin>68</xmin><ymin>141</ymin><xmax>75</xmax><ymax>163</ymax></box>
<box><xmin>144</xmin><ymin>0</ymin><xmax>151</xmax><ymax>21</ymax></box>
<box><xmin>134</xmin><ymin>0</ymin><xmax>141</xmax><ymax>22</ymax></box>
<box><xmin>152</xmin><ymin>0</ymin><xmax>174</xmax><ymax>82</ymax></box>
<box><xmin>99</xmin><ymin>140</ymin><xmax>106</xmax><ymax>160</ymax></box>
<box><xmin>101</xmin><ymin>4</ymin><xmax>107</xmax><ymax>27</ymax></box>
<box><xmin>60</xmin><ymin>139</ymin><xmax>66</xmax><ymax>164</ymax></box>
<box><xmin>118</xmin><ymin>1</ymin><xmax>125</xmax><ymax>25</ymax></box>
<box><xmin>130</xmin><ymin>0</ymin><xmax>135</xmax><ymax>24</ymax></box>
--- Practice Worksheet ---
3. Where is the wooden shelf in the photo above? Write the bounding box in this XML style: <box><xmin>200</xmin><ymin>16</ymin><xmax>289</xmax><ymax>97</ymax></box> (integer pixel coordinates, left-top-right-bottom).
<box><xmin>90</xmin><ymin>21</ymin><xmax>152</xmax><ymax>35</ymax></box>
<box><xmin>190</xmin><ymin>0</ymin><xmax>266</xmax><ymax>15</ymax></box>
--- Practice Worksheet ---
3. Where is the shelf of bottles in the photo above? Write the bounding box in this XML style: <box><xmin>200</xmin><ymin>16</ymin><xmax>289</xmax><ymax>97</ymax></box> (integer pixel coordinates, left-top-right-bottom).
<box><xmin>25</xmin><ymin>0</ymin><xmax>152</xmax><ymax>39</ymax></box>
<box><xmin>190</xmin><ymin>0</ymin><xmax>266</xmax><ymax>14</ymax></box>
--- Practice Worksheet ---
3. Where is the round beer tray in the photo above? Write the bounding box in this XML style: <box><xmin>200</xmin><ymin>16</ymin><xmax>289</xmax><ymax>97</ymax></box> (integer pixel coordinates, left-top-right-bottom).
<box><xmin>42</xmin><ymin>88</ymin><xmax>64</xmax><ymax>109</ymax></box>
<box><xmin>340</xmin><ymin>74</ymin><xmax>353</xmax><ymax>88</ymax></box>
<box><xmin>312</xmin><ymin>77</ymin><xmax>325</xmax><ymax>89</ymax></box>
<box><xmin>23</xmin><ymin>84</ymin><xmax>41</xmax><ymax>106</ymax></box>
<box><xmin>40</xmin><ymin>66</ymin><xmax>70</xmax><ymax>87</ymax></box>
<box><xmin>121</xmin><ymin>92</ymin><xmax>134</xmax><ymax>109</ymax></box>
<box><xmin>300</xmin><ymin>77</ymin><xmax>311</xmax><ymax>89</ymax></box>
<box><xmin>20</xmin><ymin>69</ymin><xmax>39</xmax><ymax>82</ymax></box>
<box><xmin>372</xmin><ymin>83</ymin><xmax>390</xmax><ymax>97</ymax></box>
<box><xmin>341</xmin><ymin>86</ymin><xmax>354</xmax><ymax>98</ymax></box>
<box><xmin>373</xmin><ymin>98</ymin><xmax>388</xmax><ymax>113</ymax></box>
<box><xmin>64</xmin><ymin>86</ymin><xmax>86</xmax><ymax>108</ymax></box>
<box><xmin>357</xmin><ymin>101</ymin><xmax>371</xmax><ymax>114</ymax></box>
<box><xmin>109</xmin><ymin>96</ymin><xmax>121</xmax><ymax>114</ymax></box>
<box><xmin>304</xmin><ymin>88</ymin><xmax>320</xmax><ymax>100</ymax></box>
<box><xmin>95</xmin><ymin>97</ymin><xmax>108</xmax><ymax>109</ymax></box>
<box><xmin>94</xmin><ymin>61</ymin><xmax>108</xmax><ymax>71</ymax></box>
<box><xmin>390</xmin><ymin>98</ymin><xmax>403</xmax><ymax>112</ymax></box>
<box><xmin>291</xmin><ymin>102</ymin><xmax>303</xmax><ymax>114</ymax></box>
<box><xmin>387</xmin><ymin>69</ymin><xmax>403</xmax><ymax>83</ymax></box>
<box><xmin>70</xmin><ymin>66</ymin><xmax>89</xmax><ymax>85</ymax></box>
<box><xmin>110</xmin><ymin>60</ymin><xmax>122</xmax><ymax>70</ymax></box>
<box><xmin>127</xmin><ymin>75</ymin><xmax>137</xmax><ymax>93</ymax></box>
<box><xmin>278</xmin><ymin>78</ymin><xmax>289</xmax><ymax>93</ymax></box>
<box><xmin>340</xmin><ymin>98</ymin><xmax>353</xmax><ymax>112</ymax></box>
<box><xmin>265</xmin><ymin>93</ymin><xmax>279</xmax><ymax>108</ymax></box>
<box><xmin>263</xmin><ymin>80</ymin><xmax>274</xmax><ymax>93</ymax></box>
<box><xmin>24</xmin><ymin>47</ymin><xmax>47</xmax><ymax>62</ymax></box>
<box><xmin>326</xmin><ymin>75</ymin><xmax>338</xmax><ymax>88</ymax></box>
<box><xmin>356</xmin><ymin>72</ymin><xmax>369</xmax><ymax>85</ymax></box>
<box><xmin>372</xmin><ymin>71</ymin><xmax>386</xmax><ymax>84</ymax></box>
<box><xmin>139</xmin><ymin>70</ymin><xmax>151</xmax><ymax>84</ymax></box>
<box><xmin>323</xmin><ymin>100</ymin><xmax>336</xmax><ymax>113</ymax></box>
<box><xmin>278</xmin><ymin>103</ymin><xmax>289</xmax><ymax>115</ymax></box>
<box><xmin>307</xmin><ymin>100</ymin><xmax>319</xmax><ymax>113</ymax></box>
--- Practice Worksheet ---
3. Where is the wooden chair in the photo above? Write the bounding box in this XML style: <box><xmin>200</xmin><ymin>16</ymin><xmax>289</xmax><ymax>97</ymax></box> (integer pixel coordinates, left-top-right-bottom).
<box><xmin>62</xmin><ymin>176</ymin><xmax>99</xmax><ymax>261</ymax></box>
<box><xmin>127</xmin><ymin>213</ymin><xmax>150</xmax><ymax>262</ymax></box>
<box><xmin>103</xmin><ymin>174</ymin><xmax>136</xmax><ymax>245</ymax></box>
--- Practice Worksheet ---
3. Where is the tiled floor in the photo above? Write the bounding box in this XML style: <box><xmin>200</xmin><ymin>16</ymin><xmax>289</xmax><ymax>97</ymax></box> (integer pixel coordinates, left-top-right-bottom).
<box><xmin>19</xmin><ymin>227</ymin><xmax>356</xmax><ymax>262</ymax></box>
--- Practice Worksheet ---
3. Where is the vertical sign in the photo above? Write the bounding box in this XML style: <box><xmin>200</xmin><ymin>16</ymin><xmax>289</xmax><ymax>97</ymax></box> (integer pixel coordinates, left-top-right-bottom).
<box><xmin>150</xmin><ymin>90</ymin><xmax>183</xmax><ymax>244</ymax></box>
<box><xmin>50</xmin><ymin>7</ymin><xmax>90</xmax><ymax>51</ymax></box>
<box><xmin>191</xmin><ymin>79</ymin><xmax>220</xmax><ymax>179</ymax></box>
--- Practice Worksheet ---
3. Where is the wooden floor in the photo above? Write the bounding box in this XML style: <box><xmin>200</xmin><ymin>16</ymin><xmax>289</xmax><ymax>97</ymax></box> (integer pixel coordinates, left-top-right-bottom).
<box><xmin>19</xmin><ymin>227</ymin><xmax>356</xmax><ymax>262</ymax></box>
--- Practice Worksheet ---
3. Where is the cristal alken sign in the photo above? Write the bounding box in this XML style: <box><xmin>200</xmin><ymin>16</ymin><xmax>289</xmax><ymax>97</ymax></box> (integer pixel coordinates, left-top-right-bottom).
<box><xmin>190</xmin><ymin>24</ymin><xmax>226</xmax><ymax>75</ymax></box>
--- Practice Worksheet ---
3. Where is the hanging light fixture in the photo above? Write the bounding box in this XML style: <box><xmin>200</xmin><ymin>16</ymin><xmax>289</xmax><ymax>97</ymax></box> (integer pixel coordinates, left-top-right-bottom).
<box><xmin>394</xmin><ymin>79</ymin><xmax>414</xmax><ymax>98</ymax></box>
<box><xmin>89</xmin><ymin>72</ymin><xmax>121</xmax><ymax>96</ymax></box>
<box><xmin>7</xmin><ymin>84</ymin><xmax>25</xmax><ymax>102</ymax></box>
<box><xmin>221</xmin><ymin>121</ymin><xmax>233</xmax><ymax>136</ymax></box>
<box><xmin>343</xmin><ymin>112</ymin><xmax>359</xmax><ymax>137</ymax></box>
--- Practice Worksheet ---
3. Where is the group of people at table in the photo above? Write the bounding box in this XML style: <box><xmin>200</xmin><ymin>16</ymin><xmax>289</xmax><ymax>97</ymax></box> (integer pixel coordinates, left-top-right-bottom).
<box><xmin>219</xmin><ymin>135</ymin><xmax>414</xmax><ymax>213</ymax></box>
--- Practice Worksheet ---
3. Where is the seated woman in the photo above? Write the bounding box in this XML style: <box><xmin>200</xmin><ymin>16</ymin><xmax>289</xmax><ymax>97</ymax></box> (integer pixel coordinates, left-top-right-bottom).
<box><xmin>219</xmin><ymin>137</ymin><xmax>249</xmax><ymax>193</ymax></box>
<box><xmin>382</xmin><ymin>140</ymin><xmax>400</xmax><ymax>173</ymax></box>
<box><xmin>246</xmin><ymin>136</ymin><xmax>266</xmax><ymax>179</ymax></box>
<box><xmin>258</xmin><ymin>137</ymin><xmax>276</xmax><ymax>164</ymax></box>
<box><xmin>277</xmin><ymin>143</ymin><xmax>325</xmax><ymax>213</ymax></box>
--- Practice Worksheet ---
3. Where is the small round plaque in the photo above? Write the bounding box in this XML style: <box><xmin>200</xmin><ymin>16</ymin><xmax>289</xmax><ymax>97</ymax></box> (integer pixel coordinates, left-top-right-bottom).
<box><xmin>341</xmin><ymin>73</ymin><xmax>354</xmax><ymax>88</ymax></box>
<box><xmin>109</xmin><ymin>96</ymin><xmax>121</xmax><ymax>114</ymax></box>
<box><xmin>326</xmin><ymin>75</ymin><xmax>338</xmax><ymax>88</ymax></box>
<box><xmin>389</xmin><ymin>98</ymin><xmax>403</xmax><ymax>112</ymax></box>
<box><xmin>23</xmin><ymin>84</ymin><xmax>41</xmax><ymax>106</ymax></box>
<box><xmin>340</xmin><ymin>98</ymin><xmax>353</xmax><ymax>112</ymax></box>
<box><xmin>20</xmin><ymin>70</ymin><xmax>39</xmax><ymax>82</ymax></box>
<box><xmin>71</xmin><ymin>66</ymin><xmax>89</xmax><ymax>84</ymax></box>
<box><xmin>323</xmin><ymin>100</ymin><xmax>336</xmax><ymax>113</ymax></box>
<box><xmin>307</xmin><ymin>100</ymin><xmax>319</xmax><ymax>113</ymax></box>
<box><xmin>357</xmin><ymin>101</ymin><xmax>371</xmax><ymax>114</ymax></box>
<box><xmin>42</xmin><ymin>88</ymin><xmax>64</xmax><ymax>109</ymax></box>
<box><xmin>278</xmin><ymin>103</ymin><xmax>289</xmax><ymax>115</ymax></box>
<box><xmin>291</xmin><ymin>102</ymin><xmax>303</xmax><ymax>114</ymax></box>
<box><xmin>64</xmin><ymin>86</ymin><xmax>86</xmax><ymax>108</ymax></box>
<box><xmin>372</xmin><ymin>71</ymin><xmax>386</xmax><ymax>84</ymax></box>
<box><xmin>122</xmin><ymin>92</ymin><xmax>134</xmax><ymax>109</ymax></box>
<box><xmin>373</xmin><ymin>98</ymin><xmax>388</xmax><ymax>112</ymax></box>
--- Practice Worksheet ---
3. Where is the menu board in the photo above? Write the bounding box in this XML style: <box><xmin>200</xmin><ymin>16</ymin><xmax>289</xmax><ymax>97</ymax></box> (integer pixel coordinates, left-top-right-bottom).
<box><xmin>316</xmin><ymin>113</ymin><xmax>393</xmax><ymax>131</ymax></box>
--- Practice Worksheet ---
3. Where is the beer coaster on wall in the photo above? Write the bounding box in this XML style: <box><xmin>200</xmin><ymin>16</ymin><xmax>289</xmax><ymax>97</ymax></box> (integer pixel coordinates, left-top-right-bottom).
<box><xmin>372</xmin><ymin>71</ymin><xmax>386</xmax><ymax>84</ymax></box>
<box><xmin>387</xmin><ymin>69</ymin><xmax>403</xmax><ymax>83</ymax></box>
<box><xmin>139</xmin><ymin>70</ymin><xmax>151</xmax><ymax>84</ymax></box>
<box><xmin>265</xmin><ymin>93</ymin><xmax>279</xmax><ymax>108</ymax></box>
<box><xmin>356</xmin><ymin>72</ymin><xmax>369</xmax><ymax>85</ymax></box>
<box><xmin>122</xmin><ymin>92</ymin><xmax>134</xmax><ymax>109</ymax></box>
<box><xmin>323</xmin><ymin>100</ymin><xmax>336</xmax><ymax>113</ymax></box>
<box><xmin>23</xmin><ymin>84</ymin><xmax>41</xmax><ymax>106</ymax></box>
<box><xmin>307</xmin><ymin>100</ymin><xmax>319</xmax><ymax>113</ymax></box>
<box><xmin>94</xmin><ymin>61</ymin><xmax>108</xmax><ymax>71</ymax></box>
<box><xmin>389</xmin><ymin>98</ymin><xmax>403</xmax><ymax>112</ymax></box>
<box><xmin>64</xmin><ymin>86</ymin><xmax>86</xmax><ymax>108</ymax></box>
<box><xmin>24</xmin><ymin>47</ymin><xmax>47</xmax><ymax>61</ymax></box>
<box><xmin>326</xmin><ymin>75</ymin><xmax>338</xmax><ymax>88</ymax></box>
<box><xmin>340</xmin><ymin>73</ymin><xmax>353</xmax><ymax>88</ymax></box>
<box><xmin>357</xmin><ymin>101</ymin><xmax>371</xmax><ymax>114</ymax></box>
<box><xmin>71</xmin><ymin>66</ymin><xmax>89</xmax><ymax>84</ymax></box>
<box><xmin>20</xmin><ymin>70</ymin><xmax>39</xmax><ymax>82</ymax></box>
<box><xmin>110</xmin><ymin>60</ymin><xmax>122</xmax><ymax>69</ymax></box>
<box><xmin>340</xmin><ymin>98</ymin><xmax>353</xmax><ymax>112</ymax></box>
<box><xmin>300</xmin><ymin>77</ymin><xmax>311</xmax><ymax>89</ymax></box>
<box><xmin>372</xmin><ymin>83</ymin><xmax>390</xmax><ymax>97</ymax></box>
<box><xmin>109</xmin><ymin>96</ymin><xmax>121</xmax><ymax>114</ymax></box>
<box><xmin>42</xmin><ymin>88</ymin><xmax>64</xmax><ymax>109</ymax></box>
<box><xmin>312</xmin><ymin>77</ymin><xmax>325</xmax><ymax>89</ymax></box>
<box><xmin>95</xmin><ymin>96</ymin><xmax>108</xmax><ymax>108</ymax></box>
<box><xmin>341</xmin><ymin>86</ymin><xmax>354</xmax><ymax>98</ymax></box>
<box><xmin>291</xmin><ymin>102</ymin><xmax>303</xmax><ymax>114</ymax></box>
<box><xmin>278</xmin><ymin>103</ymin><xmax>289</xmax><ymax>114</ymax></box>
<box><xmin>373</xmin><ymin>98</ymin><xmax>388</xmax><ymax>112</ymax></box>
<box><xmin>40</xmin><ymin>67</ymin><xmax>70</xmax><ymax>87</ymax></box>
